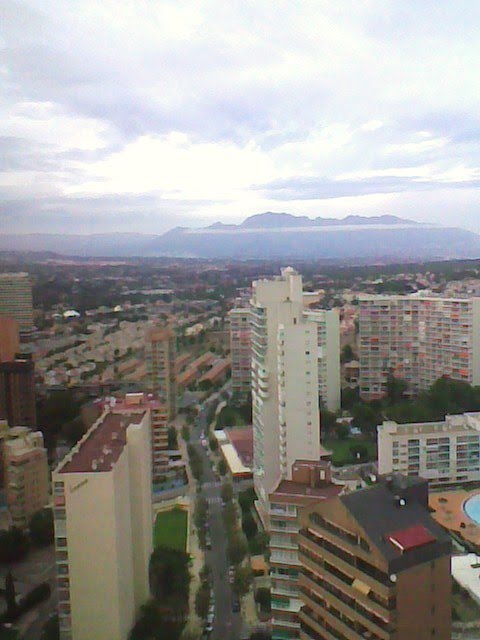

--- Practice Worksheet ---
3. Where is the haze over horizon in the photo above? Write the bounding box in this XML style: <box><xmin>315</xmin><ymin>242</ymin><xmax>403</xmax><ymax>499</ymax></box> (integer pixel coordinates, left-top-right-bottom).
<box><xmin>2</xmin><ymin>1</ymin><xmax>480</xmax><ymax>236</ymax></box>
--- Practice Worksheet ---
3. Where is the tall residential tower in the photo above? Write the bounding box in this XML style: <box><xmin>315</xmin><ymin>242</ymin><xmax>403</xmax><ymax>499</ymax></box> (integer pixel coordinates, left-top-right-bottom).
<box><xmin>145</xmin><ymin>326</ymin><xmax>176</xmax><ymax>420</ymax></box>
<box><xmin>251</xmin><ymin>268</ymin><xmax>324</xmax><ymax>518</ymax></box>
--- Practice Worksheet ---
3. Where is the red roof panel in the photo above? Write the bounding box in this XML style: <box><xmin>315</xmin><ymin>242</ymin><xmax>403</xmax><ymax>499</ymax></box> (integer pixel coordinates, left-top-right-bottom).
<box><xmin>386</xmin><ymin>524</ymin><xmax>436</xmax><ymax>552</ymax></box>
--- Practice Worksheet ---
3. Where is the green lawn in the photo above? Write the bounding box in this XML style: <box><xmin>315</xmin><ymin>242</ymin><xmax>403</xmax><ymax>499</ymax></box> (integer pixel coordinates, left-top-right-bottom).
<box><xmin>322</xmin><ymin>438</ymin><xmax>376</xmax><ymax>467</ymax></box>
<box><xmin>153</xmin><ymin>507</ymin><xmax>188</xmax><ymax>552</ymax></box>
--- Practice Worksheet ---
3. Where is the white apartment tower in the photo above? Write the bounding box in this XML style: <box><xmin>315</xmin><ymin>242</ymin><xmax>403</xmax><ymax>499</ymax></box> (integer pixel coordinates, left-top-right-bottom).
<box><xmin>251</xmin><ymin>268</ymin><xmax>322</xmax><ymax>517</ymax></box>
<box><xmin>359</xmin><ymin>294</ymin><xmax>480</xmax><ymax>400</ymax></box>
<box><xmin>53</xmin><ymin>409</ymin><xmax>152</xmax><ymax>640</ymax></box>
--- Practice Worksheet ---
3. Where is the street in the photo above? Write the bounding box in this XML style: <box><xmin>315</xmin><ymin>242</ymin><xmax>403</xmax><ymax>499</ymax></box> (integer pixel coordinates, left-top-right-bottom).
<box><xmin>193</xmin><ymin>398</ymin><xmax>243</xmax><ymax>640</ymax></box>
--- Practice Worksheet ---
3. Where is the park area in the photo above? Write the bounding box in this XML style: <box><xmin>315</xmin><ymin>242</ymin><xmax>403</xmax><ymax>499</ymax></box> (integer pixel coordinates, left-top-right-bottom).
<box><xmin>323</xmin><ymin>438</ymin><xmax>376</xmax><ymax>467</ymax></box>
<box><xmin>153</xmin><ymin>507</ymin><xmax>188</xmax><ymax>552</ymax></box>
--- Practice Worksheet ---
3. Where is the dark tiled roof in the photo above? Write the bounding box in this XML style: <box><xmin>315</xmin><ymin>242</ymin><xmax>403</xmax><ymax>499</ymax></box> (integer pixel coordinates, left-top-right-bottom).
<box><xmin>341</xmin><ymin>480</ymin><xmax>451</xmax><ymax>573</ymax></box>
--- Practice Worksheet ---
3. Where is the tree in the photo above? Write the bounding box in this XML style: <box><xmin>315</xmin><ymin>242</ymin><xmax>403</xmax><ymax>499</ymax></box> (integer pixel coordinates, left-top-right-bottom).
<box><xmin>228</xmin><ymin>534</ymin><xmax>248</xmax><ymax>565</ymax></box>
<box><xmin>0</xmin><ymin>527</ymin><xmax>30</xmax><ymax>564</ymax></box>
<box><xmin>319</xmin><ymin>409</ymin><xmax>336</xmax><ymax>438</ymax></box>
<box><xmin>5</xmin><ymin>571</ymin><xmax>17</xmax><ymax>617</ymax></box>
<box><xmin>195</xmin><ymin>582</ymin><xmax>210</xmax><ymax>618</ymax></box>
<box><xmin>254</xmin><ymin>587</ymin><xmax>271</xmax><ymax>613</ymax></box>
<box><xmin>385</xmin><ymin>374</ymin><xmax>408</xmax><ymax>404</ymax></box>
<box><xmin>181</xmin><ymin>425</ymin><xmax>191</xmax><ymax>442</ymax></box>
<box><xmin>335</xmin><ymin>423</ymin><xmax>350</xmax><ymax>440</ymax></box>
<box><xmin>221</xmin><ymin>482</ymin><xmax>233</xmax><ymax>503</ymax></box>
<box><xmin>41</xmin><ymin>614</ymin><xmax>60</xmax><ymax>640</ymax></box>
<box><xmin>351</xmin><ymin>403</ymin><xmax>382</xmax><ymax>436</ymax></box>
<box><xmin>341</xmin><ymin>344</ymin><xmax>355</xmax><ymax>363</ymax></box>
<box><xmin>149</xmin><ymin>547</ymin><xmax>191</xmax><ymax>605</ymax></box>
<box><xmin>233</xmin><ymin>565</ymin><xmax>253</xmax><ymax>596</ymax></box>
<box><xmin>30</xmin><ymin>508</ymin><xmax>55</xmax><ymax>547</ymax></box>
<box><xmin>218</xmin><ymin>459</ymin><xmax>227</xmax><ymax>476</ymax></box>
<box><xmin>167</xmin><ymin>426</ymin><xmax>178</xmax><ymax>449</ymax></box>
<box><xmin>341</xmin><ymin>386</ymin><xmax>360</xmax><ymax>410</ymax></box>
<box><xmin>208</xmin><ymin>436</ymin><xmax>218</xmax><ymax>452</ymax></box>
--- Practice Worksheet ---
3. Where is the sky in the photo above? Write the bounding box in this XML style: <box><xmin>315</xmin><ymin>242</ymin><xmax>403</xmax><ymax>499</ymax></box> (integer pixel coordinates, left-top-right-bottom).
<box><xmin>1</xmin><ymin>0</ymin><xmax>480</xmax><ymax>235</ymax></box>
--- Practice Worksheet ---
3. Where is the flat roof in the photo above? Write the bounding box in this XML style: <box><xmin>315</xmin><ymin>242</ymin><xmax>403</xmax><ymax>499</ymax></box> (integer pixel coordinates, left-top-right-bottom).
<box><xmin>452</xmin><ymin>554</ymin><xmax>480</xmax><ymax>605</ymax></box>
<box><xmin>59</xmin><ymin>412</ymin><xmax>144</xmax><ymax>474</ymax></box>
<box><xmin>226</xmin><ymin>426</ymin><xmax>253</xmax><ymax>466</ymax></box>
<box><xmin>221</xmin><ymin>443</ymin><xmax>251</xmax><ymax>475</ymax></box>
<box><xmin>272</xmin><ymin>480</ymin><xmax>341</xmax><ymax>501</ymax></box>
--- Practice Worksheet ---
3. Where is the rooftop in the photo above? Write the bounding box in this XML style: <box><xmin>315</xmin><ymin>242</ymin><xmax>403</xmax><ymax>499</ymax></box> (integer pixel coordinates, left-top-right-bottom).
<box><xmin>59</xmin><ymin>411</ymin><xmax>144</xmax><ymax>474</ymax></box>
<box><xmin>273</xmin><ymin>480</ymin><xmax>341</xmax><ymax>500</ymax></box>
<box><xmin>380</xmin><ymin>412</ymin><xmax>480</xmax><ymax>436</ymax></box>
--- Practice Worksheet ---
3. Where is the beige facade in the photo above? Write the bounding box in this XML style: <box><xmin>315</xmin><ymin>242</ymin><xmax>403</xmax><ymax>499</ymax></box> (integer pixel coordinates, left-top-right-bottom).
<box><xmin>145</xmin><ymin>325</ymin><xmax>177</xmax><ymax>420</ymax></box>
<box><xmin>269</xmin><ymin>461</ymin><xmax>341</xmax><ymax>640</ymax></box>
<box><xmin>4</xmin><ymin>426</ymin><xmax>49</xmax><ymax>528</ymax></box>
<box><xmin>359</xmin><ymin>294</ymin><xmax>480</xmax><ymax>400</ymax></box>
<box><xmin>0</xmin><ymin>317</ymin><xmax>20</xmax><ymax>363</ymax></box>
<box><xmin>53</xmin><ymin>409</ymin><xmax>153</xmax><ymax>640</ymax></box>
<box><xmin>0</xmin><ymin>272</ymin><xmax>34</xmax><ymax>340</ymax></box>
<box><xmin>378</xmin><ymin>412</ymin><xmax>480</xmax><ymax>485</ymax></box>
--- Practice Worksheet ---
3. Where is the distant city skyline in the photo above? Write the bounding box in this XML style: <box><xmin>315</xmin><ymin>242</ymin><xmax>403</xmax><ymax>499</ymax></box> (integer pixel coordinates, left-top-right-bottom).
<box><xmin>2</xmin><ymin>2</ymin><xmax>480</xmax><ymax>235</ymax></box>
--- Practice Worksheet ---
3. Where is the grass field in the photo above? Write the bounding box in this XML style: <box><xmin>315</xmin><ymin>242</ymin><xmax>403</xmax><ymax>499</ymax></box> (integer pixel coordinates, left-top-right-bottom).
<box><xmin>153</xmin><ymin>507</ymin><xmax>188</xmax><ymax>552</ymax></box>
<box><xmin>323</xmin><ymin>438</ymin><xmax>376</xmax><ymax>467</ymax></box>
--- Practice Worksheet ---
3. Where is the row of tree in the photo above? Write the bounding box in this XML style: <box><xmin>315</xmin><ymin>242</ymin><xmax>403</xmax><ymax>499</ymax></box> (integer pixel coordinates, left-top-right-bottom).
<box><xmin>0</xmin><ymin>508</ymin><xmax>54</xmax><ymax>565</ymax></box>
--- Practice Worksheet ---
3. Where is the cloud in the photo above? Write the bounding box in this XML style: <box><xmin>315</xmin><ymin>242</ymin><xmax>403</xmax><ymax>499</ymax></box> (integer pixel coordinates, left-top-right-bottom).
<box><xmin>1</xmin><ymin>1</ymin><xmax>480</xmax><ymax>234</ymax></box>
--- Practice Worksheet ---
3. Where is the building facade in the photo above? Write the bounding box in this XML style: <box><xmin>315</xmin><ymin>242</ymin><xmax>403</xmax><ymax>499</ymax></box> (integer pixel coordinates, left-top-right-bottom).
<box><xmin>251</xmin><ymin>267</ymin><xmax>322</xmax><ymax>518</ymax></box>
<box><xmin>0</xmin><ymin>273</ymin><xmax>34</xmax><ymax>341</ymax></box>
<box><xmin>228</xmin><ymin>307</ymin><xmax>252</xmax><ymax>396</ymax></box>
<box><xmin>358</xmin><ymin>294</ymin><xmax>480</xmax><ymax>400</ymax></box>
<box><xmin>269</xmin><ymin>460</ymin><xmax>342</xmax><ymax>640</ymax></box>
<box><xmin>304</xmin><ymin>310</ymin><xmax>341</xmax><ymax>412</ymax></box>
<box><xmin>145</xmin><ymin>326</ymin><xmax>177</xmax><ymax>420</ymax></box>
<box><xmin>378</xmin><ymin>412</ymin><xmax>480</xmax><ymax>485</ymax></box>
<box><xmin>298</xmin><ymin>475</ymin><xmax>452</xmax><ymax>640</ymax></box>
<box><xmin>4</xmin><ymin>426</ymin><xmax>49</xmax><ymax>528</ymax></box>
<box><xmin>53</xmin><ymin>409</ymin><xmax>152</xmax><ymax>640</ymax></box>
<box><xmin>0</xmin><ymin>317</ymin><xmax>20</xmax><ymax>362</ymax></box>
<box><xmin>0</xmin><ymin>357</ymin><xmax>36</xmax><ymax>427</ymax></box>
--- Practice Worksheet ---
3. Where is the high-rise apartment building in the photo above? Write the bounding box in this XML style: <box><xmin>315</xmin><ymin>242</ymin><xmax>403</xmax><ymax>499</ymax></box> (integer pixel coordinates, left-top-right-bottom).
<box><xmin>269</xmin><ymin>460</ymin><xmax>341</xmax><ymax>640</ymax></box>
<box><xmin>251</xmin><ymin>267</ymin><xmax>322</xmax><ymax>518</ymax></box>
<box><xmin>4</xmin><ymin>426</ymin><xmax>49</xmax><ymax>528</ymax></box>
<box><xmin>53</xmin><ymin>408</ymin><xmax>152</xmax><ymax>640</ymax></box>
<box><xmin>0</xmin><ymin>273</ymin><xmax>34</xmax><ymax>341</ymax></box>
<box><xmin>359</xmin><ymin>294</ymin><xmax>480</xmax><ymax>400</ymax></box>
<box><xmin>0</xmin><ymin>357</ymin><xmax>36</xmax><ymax>427</ymax></box>
<box><xmin>378</xmin><ymin>412</ymin><xmax>480</xmax><ymax>485</ymax></box>
<box><xmin>0</xmin><ymin>317</ymin><xmax>20</xmax><ymax>362</ymax></box>
<box><xmin>228</xmin><ymin>307</ymin><xmax>252</xmax><ymax>396</ymax></box>
<box><xmin>145</xmin><ymin>326</ymin><xmax>176</xmax><ymax>420</ymax></box>
<box><xmin>303</xmin><ymin>310</ymin><xmax>341</xmax><ymax>412</ymax></box>
<box><xmin>298</xmin><ymin>475</ymin><xmax>452</xmax><ymax>640</ymax></box>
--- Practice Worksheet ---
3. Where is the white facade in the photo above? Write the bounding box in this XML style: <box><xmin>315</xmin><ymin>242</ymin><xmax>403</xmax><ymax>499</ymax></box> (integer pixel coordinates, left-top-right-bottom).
<box><xmin>251</xmin><ymin>268</ymin><xmax>322</xmax><ymax>515</ymax></box>
<box><xmin>359</xmin><ymin>293</ymin><xmax>480</xmax><ymax>400</ymax></box>
<box><xmin>53</xmin><ymin>410</ymin><xmax>152</xmax><ymax>640</ymax></box>
<box><xmin>304</xmin><ymin>309</ymin><xmax>341</xmax><ymax>412</ymax></box>
<box><xmin>378</xmin><ymin>413</ymin><xmax>480</xmax><ymax>485</ymax></box>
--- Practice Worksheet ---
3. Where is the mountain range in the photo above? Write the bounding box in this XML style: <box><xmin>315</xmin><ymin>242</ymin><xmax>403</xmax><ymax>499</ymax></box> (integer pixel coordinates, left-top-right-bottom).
<box><xmin>1</xmin><ymin>213</ymin><xmax>480</xmax><ymax>261</ymax></box>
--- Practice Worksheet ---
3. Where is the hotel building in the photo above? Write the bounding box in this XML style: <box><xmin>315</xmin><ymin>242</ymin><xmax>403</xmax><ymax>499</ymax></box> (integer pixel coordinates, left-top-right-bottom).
<box><xmin>0</xmin><ymin>272</ymin><xmax>34</xmax><ymax>341</ymax></box>
<box><xmin>378</xmin><ymin>412</ymin><xmax>480</xmax><ymax>485</ymax></box>
<box><xmin>53</xmin><ymin>408</ymin><xmax>152</xmax><ymax>640</ymax></box>
<box><xmin>269</xmin><ymin>460</ymin><xmax>341</xmax><ymax>640</ymax></box>
<box><xmin>251</xmin><ymin>267</ymin><xmax>323</xmax><ymax>518</ymax></box>
<box><xmin>4</xmin><ymin>426</ymin><xmax>49</xmax><ymax>528</ymax></box>
<box><xmin>228</xmin><ymin>307</ymin><xmax>252</xmax><ymax>396</ymax></box>
<box><xmin>298</xmin><ymin>475</ymin><xmax>452</xmax><ymax>640</ymax></box>
<box><xmin>358</xmin><ymin>294</ymin><xmax>480</xmax><ymax>400</ymax></box>
<box><xmin>145</xmin><ymin>326</ymin><xmax>177</xmax><ymax>420</ymax></box>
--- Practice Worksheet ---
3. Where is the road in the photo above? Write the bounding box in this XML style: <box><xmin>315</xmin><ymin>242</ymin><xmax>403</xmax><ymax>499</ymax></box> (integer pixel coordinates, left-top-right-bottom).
<box><xmin>193</xmin><ymin>396</ymin><xmax>243</xmax><ymax>640</ymax></box>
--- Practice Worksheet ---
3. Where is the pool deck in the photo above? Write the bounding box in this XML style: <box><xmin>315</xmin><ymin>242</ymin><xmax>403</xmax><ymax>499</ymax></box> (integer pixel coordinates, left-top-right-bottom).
<box><xmin>430</xmin><ymin>489</ymin><xmax>480</xmax><ymax>546</ymax></box>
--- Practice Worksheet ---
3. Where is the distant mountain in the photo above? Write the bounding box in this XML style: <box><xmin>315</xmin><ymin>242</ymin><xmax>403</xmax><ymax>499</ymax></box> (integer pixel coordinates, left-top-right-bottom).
<box><xmin>144</xmin><ymin>213</ymin><xmax>480</xmax><ymax>261</ymax></box>
<box><xmin>1</xmin><ymin>213</ymin><xmax>479</xmax><ymax>261</ymax></box>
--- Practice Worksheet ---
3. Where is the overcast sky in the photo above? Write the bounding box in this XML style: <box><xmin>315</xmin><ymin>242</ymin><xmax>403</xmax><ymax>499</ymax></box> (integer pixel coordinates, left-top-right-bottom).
<box><xmin>1</xmin><ymin>1</ymin><xmax>480</xmax><ymax>235</ymax></box>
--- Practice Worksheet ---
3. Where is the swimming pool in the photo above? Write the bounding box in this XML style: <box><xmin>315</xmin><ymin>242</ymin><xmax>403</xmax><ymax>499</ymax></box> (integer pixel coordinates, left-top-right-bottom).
<box><xmin>464</xmin><ymin>494</ymin><xmax>480</xmax><ymax>524</ymax></box>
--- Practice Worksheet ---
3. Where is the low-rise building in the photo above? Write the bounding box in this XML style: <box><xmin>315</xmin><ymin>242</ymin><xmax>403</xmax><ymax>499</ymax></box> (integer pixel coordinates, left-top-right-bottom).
<box><xmin>378</xmin><ymin>413</ymin><xmax>480</xmax><ymax>485</ymax></box>
<box><xmin>4</xmin><ymin>426</ymin><xmax>49</xmax><ymax>528</ymax></box>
